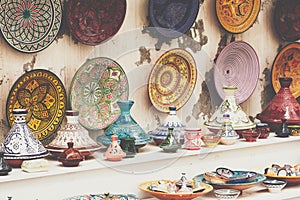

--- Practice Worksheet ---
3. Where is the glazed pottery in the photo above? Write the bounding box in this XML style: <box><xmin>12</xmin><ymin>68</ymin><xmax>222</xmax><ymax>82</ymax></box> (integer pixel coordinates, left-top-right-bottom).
<box><xmin>46</xmin><ymin>110</ymin><xmax>101</xmax><ymax>158</ymax></box>
<box><xmin>241</xmin><ymin>129</ymin><xmax>260</xmax><ymax>142</ymax></box>
<box><xmin>217</xmin><ymin>114</ymin><xmax>239</xmax><ymax>145</ymax></box>
<box><xmin>120</xmin><ymin>137</ymin><xmax>136</xmax><ymax>158</ymax></box>
<box><xmin>160</xmin><ymin>128</ymin><xmax>181</xmax><ymax>153</ymax></box>
<box><xmin>0</xmin><ymin>152</ymin><xmax>12</xmax><ymax>175</ymax></box>
<box><xmin>58</xmin><ymin>142</ymin><xmax>83</xmax><ymax>167</ymax></box>
<box><xmin>263</xmin><ymin>179</ymin><xmax>287</xmax><ymax>193</ymax></box>
<box><xmin>288</xmin><ymin>125</ymin><xmax>300</xmax><ymax>136</ymax></box>
<box><xmin>183</xmin><ymin>128</ymin><xmax>201</xmax><ymax>150</ymax></box>
<box><xmin>148</xmin><ymin>106</ymin><xmax>185</xmax><ymax>145</ymax></box>
<box><xmin>21</xmin><ymin>159</ymin><xmax>49</xmax><ymax>173</ymax></box>
<box><xmin>2</xmin><ymin>109</ymin><xmax>49</xmax><ymax>167</ymax></box>
<box><xmin>214</xmin><ymin>189</ymin><xmax>240</xmax><ymax>200</ymax></box>
<box><xmin>205</xmin><ymin>86</ymin><xmax>255</xmax><ymax>134</ymax></box>
<box><xmin>97</xmin><ymin>100</ymin><xmax>152</xmax><ymax>150</ymax></box>
<box><xmin>275</xmin><ymin>118</ymin><xmax>290</xmax><ymax>137</ymax></box>
<box><xmin>257</xmin><ymin>77</ymin><xmax>300</xmax><ymax>131</ymax></box>
<box><xmin>103</xmin><ymin>135</ymin><xmax>126</xmax><ymax>161</ymax></box>
<box><xmin>256</xmin><ymin>123</ymin><xmax>270</xmax><ymax>139</ymax></box>
<box><xmin>201</xmin><ymin>133</ymin><xmax>221</xmax><ymax>148</ymax></box>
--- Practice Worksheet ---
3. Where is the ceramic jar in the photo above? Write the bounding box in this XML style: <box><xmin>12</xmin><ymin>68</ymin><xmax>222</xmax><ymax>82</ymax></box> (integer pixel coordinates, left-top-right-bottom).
<box><xmin>160</xmin><ymin>128</ymin><xmax>181</xmax><ymax>153</ymax></box>
<box><xmin>217</xmin><ymin>114</ymin><xmax>239</xmax><ymax>145</ymax></box>
<box><xmin>103</xmin><ymin>135</ymin><xmax>126</xmax><ymax>161</ymax></box>
<box><xmin>46</xmin><ymin>110</ymin><xmax>101</xmax><ymax>158</ymax></box>
<box><xmin>120</xmin><ymin>137</ymin><xmax>136</xmax><ymax>158</ymax></box>
<box><xmin>1</xmin><ymin>109</ymin><xmax>48</xmax><ymax>167</ymax></box>
<box><xmin>275</xmin><ymin>118</ymin><xmax>291</xmax><ymax>137</ymax></box>
<box><xmin>183</xmin><ymin>128</ymin><xmax>201</xmax><ymax>150</ymax></box>
<box><xmin>58</xmin><ymin>142</ymin><xmax>83</xmax><ymax>167</ymax></box>
<box><xmin>0</xmin><ymin>152</ymin><xmax>12</xmax><ymax>175</ymax></box>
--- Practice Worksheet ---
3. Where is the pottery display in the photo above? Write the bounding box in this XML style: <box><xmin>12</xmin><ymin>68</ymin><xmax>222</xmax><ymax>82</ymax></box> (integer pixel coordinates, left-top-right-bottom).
<box><xmin>2</xmin><ymin>109</ymin><xmax>49</xmax><ymax>167</ymax></box>
<box><xmin>148</xmin><ymin>106</ymin><xmax>185</xmax><ymax>145</ymax></box>
<box><xmin>103</xmin><ymin>135</ymin><xmax>126</xmax><ymax>161</ymax></box>
<box><xmin>63</xmin><ymin>193</ymin><xmax>140</xmax><ymax>200</ymax></box>
<box><xmin>46</xmin><ymin>110</ymin><xmax>101</xmax><ymax>158</ymax></box>
<box><xmin>0</xmin><ymin>152</ymin><xmax>12</xmax><ymax>175</ymax></box>
<box><xmin>97</xmin><ymin>100</ymin><xmax>152</xmax><ymax>150</ymax></box>
<box><xmin>217</xmin><ymin>114</ymin><xmax>239</xmax><ymax>145</ymax></box>
<box><xmin>120</xmin><ymin>137</ymin><xmax>136</xmax><ymax>158</ymax></box>
<box><xmin>58</xmin><ymin>142</ymin><xmax>83</xmax><ymax>167</ymax></box>
<box><xmin>257</xmin><ymin>77</ymin><xmax>300</xmax><ymax>131</ymax></box>
<box><xmin>182</xmin><ymin>128</ymin><xmax>201</xmax><ymax>150</ymax></box>
<box><xmin>160</xmin><ymin>128</ymin><xmax>181</xmax><ymax>153</ymax></box>
<box><xmin>205</xmin><ymin>86</ymin><xmax>255</xmax><ymax>133</ymax></box>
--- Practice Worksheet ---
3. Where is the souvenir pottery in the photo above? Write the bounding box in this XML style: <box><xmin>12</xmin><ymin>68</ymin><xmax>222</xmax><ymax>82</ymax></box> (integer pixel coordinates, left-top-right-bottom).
<box><xmin>2</xmin><ymin>109</ymin><xmax>49</xmax><ymax>167</ymax></box>
<box><xmin>217</xmin><ymin>114</ymin><xmax>239</xmax><ymax>145</ymax></box>
<box><xmin>103</xmin><ymin>135</ymin><xmax>126</xmax><ymax>161</ymax></box>
<box><xmin>241</xmin><ymin>129</ymin><xmax>260</xmax><ymax>142</ymax></box>
<box><xmin>160</xmin><ymin>128</ymin><xmax>181</xmax><ymax>153</ymax></box>
<box><xmin>183</xmin><ymin>128</ymin><xmax>201</xmax><ymax>150</ymax></box>
<box><xmin>21</xmin><ymin>159</ymin><xmax>49</xmax><ymax>173</ymax></box>
<box><xmin>263</xmin><ymin>179</ymin><xmax>287</xmax><ymax>193</ymax></box>
<box><xmin>0</xmin><ymin>152</ymin><xmax>12</xmax><ymax>176</ymax></box>
<box><xmin>120</xmin><ymin>137</ymin><xmax>136</xmax><ymax>158</ymax></box>
<box><xmin>46</xmin><ymin>110</ymin><xmax>101</xmax><ymax>158</ymax></box>
<box><xmin>256</xmin><ymin>123</ymin><xmax>270</xmax><ymax>139</ymax></box>
<box><xmin>288</xmin><ymin>125</ymin><xmax>300</xmax><ymax>136</ymax></box>
<box><xmin>148</xmin><ymin>106</ymin><xmax>185</xmax><ymax>145</ymax></box>
<box><xmin>275</xmin><ymin>118</ymin><xmax>290</xmax><ymax>138</ymax></box>
<box><xmin>58</xmin><ymin>142</ymin><xmax>83</xmax><ymax>167</ymax></box>
<box><xmin>257</xmin><ymin>77</ymin><xmax>300</xmax><ymax>131</ymax></box>
<box><xmin>97</xmin><ymin>100</ymin><xmax>152</xmax><ymax>151</ymax></box>
<box><xmin>205</xmin><ymin>86</ymin><xmax>255</xmax><ymax>134</ymax></box>
<box><xmin>201</xmin><ymin>133</ymin><xmax>221</xmax><ymax>148</ymax></box>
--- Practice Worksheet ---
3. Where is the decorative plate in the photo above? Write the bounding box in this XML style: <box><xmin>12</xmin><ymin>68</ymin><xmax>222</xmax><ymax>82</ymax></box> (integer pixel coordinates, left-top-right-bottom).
<box><xmin>194</xmin><ymin>171</ymin><xmax>266</xmax><ymax>190</ymax></box>
<box><xmin>6</xmin><ymin>69</ymin><xmax>67</xmax><ymax>145</ymax></box>
<box><xmin>0</xmin><ymin>0</ymin><xmax>62</xmax><ymax>53</ymax></box>
<box><xmin>216</xmin><ymin>0</ymin><xmax>261</xmax><ymax>33</ymax></box>
<box><xmin>148</xmin><ymin>0</ymin><xmax>199</xmax><ymax>38</ymax></box>
<box><xmin>274</xmin><ymin>0</ymin><xmax>300</xmax><ymax>42</ymax></box>
<box><xmin>271</xmin><ymin>43</ymin><xmax>300</xmax><ymax>98</ymax></box>
<box><xmin>69</xmin><ymin>57</ymin><xmax>129</xmax><ymax>130</ymax></box>
<box><xmin>264</xmin><ymin>174</ymin><xmax>300</xmax><ymax>184</ymax></box>
<box><xmin>214</xmin><ymin>41</ymin><xmax>260</xmax><ymax>104</ymax></box>
<box><xmin>66</xmin><ymin>0</ymin><xmax>126</xmax><ymax>46</ymax></box>
<box><xmin>148</xmin><ymin>48</ymin><xmax>197</xmax><ymax>112</ymax></box>
<box><xmin>63</xmin><ymin>193</ymin><xmax>140</xmax><ymax>200</ymax></box>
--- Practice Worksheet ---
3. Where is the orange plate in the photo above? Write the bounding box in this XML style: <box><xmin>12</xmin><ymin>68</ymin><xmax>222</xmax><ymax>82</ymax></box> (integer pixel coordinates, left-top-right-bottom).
<box><xmin>265</xmin><ymin>174</ymin><xmax>300</xmax><ymax>184</ymax></box>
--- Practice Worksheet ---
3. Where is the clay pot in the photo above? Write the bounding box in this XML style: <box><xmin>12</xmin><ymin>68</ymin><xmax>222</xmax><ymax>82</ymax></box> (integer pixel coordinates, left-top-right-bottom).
<box><xmin>58</xmin><ymin>142</ymin><xmax>83</xmax><ymax>167</ymax></box>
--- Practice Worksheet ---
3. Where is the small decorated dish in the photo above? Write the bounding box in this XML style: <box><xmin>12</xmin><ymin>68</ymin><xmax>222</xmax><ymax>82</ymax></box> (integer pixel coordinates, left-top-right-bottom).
<box><xmin>214</xmin><ymin>189</ymin><xmax>240</xmax><ymax>200</ymax></box>
<box><xmin>263</xmin><ymin>179</ymin><xmax>287</xmax><ymax>193</ymax></box>
<box><xmin>264</xmin><ymin>163</ymin><xmax>300</xmax><ymax>184</ymax></box>
<box><xmin>201</xmin><ymin>134</ymin><xmax>221</xmax><ymax>148</ymax></box>
<box><xmin>63</xmin><ymin>193</ymin><xmax>140</xmax><ymax>200</ymax></box>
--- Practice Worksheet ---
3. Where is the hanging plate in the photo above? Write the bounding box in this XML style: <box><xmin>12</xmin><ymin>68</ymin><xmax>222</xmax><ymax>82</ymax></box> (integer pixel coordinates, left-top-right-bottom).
<box><xmin>6</xmin><ymin>69</ymin><xmax>67</xmax><ymax>145</ymax></box>
<box><xmin>0</xmin><ymin>0</ymin><xmax>62</xmax><ymax>53</ymax></box>
<box><xmin>69</xmin><ymin>57</ymin><xmax>129</xmax><ymax>130</ymax></box>
<box><xmin>214</xmin><ymin>41</ymin><xmax>260</xmax><ymax>104</ymax></box>
<box><xmin>66</xmin><ymin>0</ymin><xmax>126</xmax><ymax>46</ymax></box>
<box><xmin>216</xmin><ymin>0</ymin><xmax>261</xmax><ymax>33</ymax></box>
<box><xmin>148</xmin><ymin>48</ymin><xmax>197</xmax><ymax>112</ymax></box>
<box><xmin>271</xmin><ymin>42</ymin><xmax>300</xmax><ymax>98</ymax></box>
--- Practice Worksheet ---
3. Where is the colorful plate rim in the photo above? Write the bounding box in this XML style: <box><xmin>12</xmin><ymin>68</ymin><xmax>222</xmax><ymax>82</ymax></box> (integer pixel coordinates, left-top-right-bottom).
<box><xmin>63</xmin><ymin>193</ymin><xmax>140</xmax><ymax>200</ymax></box>
<box><xmin>265</xmin><ymin>174</ymin><xmax>300</xmax><ymax>183</ymax></box>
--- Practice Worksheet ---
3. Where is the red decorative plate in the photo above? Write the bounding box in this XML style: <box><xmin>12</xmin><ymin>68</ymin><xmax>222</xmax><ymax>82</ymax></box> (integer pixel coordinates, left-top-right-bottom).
<box><xmin>214</xmin><ymin>41</ymin><xmax>260</xmax><ymax>104</ymax></box>
<box><xmin>66</xmin><ymin>0</ymin><xmax>126</xmax><ymax>46</ymax></box>
<box><xmin>148</xmin><ymin>49</ymin><xmax>197</xmax><ymax>112</ymax></box>
<box><xmin>271</xmin><ymin>43</ymin><xmax>300</xmax><ymax>98</ymax></box>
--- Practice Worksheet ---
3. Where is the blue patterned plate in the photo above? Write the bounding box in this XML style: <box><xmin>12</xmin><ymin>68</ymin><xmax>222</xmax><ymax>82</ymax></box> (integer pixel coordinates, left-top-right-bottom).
<box><xmin>63</xmin><ymin>193</ymin><xmax>140</xmax><ymax>200</ymax></box>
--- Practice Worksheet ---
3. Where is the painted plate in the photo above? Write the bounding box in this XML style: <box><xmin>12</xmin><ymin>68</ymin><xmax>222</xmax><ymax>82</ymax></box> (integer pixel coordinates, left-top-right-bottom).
<box><xmin>69</xmin><ymin>57</ymin><xmax>129</xmax><ymax>130</ymax></box>
<box><xmin>0</xmin><ymin>0</ymin><xmax>62</xmax><ymax>53</ymax></box>
<box><xmin>216</xmin><ymin>0</ymin><xmax>261</xmax><ymax>33</ymax></box>
<box><xmin>63</xmin><ymin>194</ymin><xmax>140</xmax><ymax>200</ymax></box>
<box><xmin>274</xmin><ymin>0</ymin><xmax>300</xmax><ymax>42</ymax></box>
<box><xmin>214</xmin><ymin>41</ymin><xmax>260</xmax><ymax>104</ymax></box>
<box><xmin>6</xmin><ymin>69</ymin><xmax>67</xmax><ymax>145</ymax></box>
<box><xmin>271</xmin><ymin>43</ymin><xmax>300</xmax><ymax>98</ymax></box>
<box><xmin>148</xmin><ymin>48</ymin><xmax>197</xmax><ymax>112</ymax></box>
<box><xmin>148</xmin><ymin>0</ymin><xmax>199</xmax><ymax>38</ymax></box>
<box><xmin>66</xmin><ymin>0</ymin><xmax>126</xmax><ymax>46</ymax></box>
<box><xmin>264</xmin><ymin>174</ymin><xmax>300</xmax><ymax>184</ymax></box>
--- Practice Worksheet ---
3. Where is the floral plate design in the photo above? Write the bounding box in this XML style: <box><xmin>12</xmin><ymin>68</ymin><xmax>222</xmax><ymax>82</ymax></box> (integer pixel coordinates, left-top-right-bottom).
<box><xmin>148</xmin><ymin>48</ymin><xmax>197</xmax><ymax>112</ymax></box>
<box><xmin>216</xmin><ymin>0</ymin><xmax>261</xmax><ymax>33</ymax></box>
<box><xmin>69</xmin><ymin>57</ymin><xmax>129</xmax><ymax>130</ymax></box>
<box><xmin>63</xmin><ymin>193</ymin><xmax>140</xmax><ymax>200</ymax></box>
<box><xmin>271</xmin><ymin>42</ymin><xmax>300</xmax><ymax>98</ymax></box>
<box><xmin>0</xmin><ymin>0</ymin><xmax>62</xmax><ymax>53</ymax></box>
<box><xmin>6</xmin><ymin>69</ymin><xmax>67</xmax><ymax>145</ymax></box>
<box><xmin>66</xmin><ymin>0</ymin><xmax>126</xmax><ymax>46</ymax></box>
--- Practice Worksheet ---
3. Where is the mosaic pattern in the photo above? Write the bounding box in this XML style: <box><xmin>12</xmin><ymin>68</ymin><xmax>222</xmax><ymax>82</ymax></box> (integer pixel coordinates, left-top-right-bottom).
<box><xmin>6</xmin><ymin>69</ymin><xmax>67</xmax><ymax>145</ymax></box>
<box><xmin>148</xmin><ymin>49</ymin><xmax>197</xmax><ymax>112</ymax></box>
<box><xmin>63</xmin><ymin>194</ymin><xmax>139</xmax><ymax>200</ymax></box>
<box><xmin>216</xmin><ymin>0</ymin><xmax>261</xmax><ymax>33</ymax></box>
<box><xmin>69</xmin><ymin>57</ymin><xmax>129</xmax><ymax>130</ymax></box>
<box><xmin>0</xmin><ymin>0</ymin><xmax>62</xmax><ymax>53</ymax></box>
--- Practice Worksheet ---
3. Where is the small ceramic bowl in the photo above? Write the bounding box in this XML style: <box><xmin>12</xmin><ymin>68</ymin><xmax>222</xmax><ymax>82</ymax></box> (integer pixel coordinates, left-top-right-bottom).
<box><xmin>263</xmin><ymin>179</ymin><xmax>287</xmax><ymax>193</ymax></box>
<box><xmin>241</xmin><ymin>129</ymin><xmax>260</xmax><ymax>142</ymax></box>
<box><xmin>220</xmin><ymin>135</ymin><xmax>239</xmax><ymax>145</ymax></box>
<box><xmin>256</xmin><ymin>123</ymin><xmax>270</xmax><ymax>139</ymax></box>
<box><xmin>214</xmin><ymin>189</ymin><xmax>240</xmax><ymax>200</ymax></box>
<box><xmin>201</xmin><ymin>134</ymin><xmax>221</xmax><ymax>147</ymax></box>
<box><xmin>287</xmin><ymin>125</ymin><xmax>300</xmax><ymax>136</ymax></box>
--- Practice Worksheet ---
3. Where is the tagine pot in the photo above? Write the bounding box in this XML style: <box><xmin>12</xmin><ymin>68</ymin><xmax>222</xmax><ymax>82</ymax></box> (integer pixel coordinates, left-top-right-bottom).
<box><xmin>97</xmin><ymin>100</ymin><xmax>152</xmax><ymax>151</ymax></box>
<box><xmin>1</xmin><ymin>109</ymin><xmax>49</xmax><ymax>167</ymax></box>
<box><xmin>46</xmin><ymin>110</ymin><xmax>101</xmax><ymax>158</ymax></box>
<box><xmin>204</xmin><ymin>86</ymin><xmax>255</xmax><ymax>134</ymax></box>
<box><xmin>256</xmin><ymin>77</ymin><xmax>300</xmax><ymax>132</ymax></box>
<box><xmin>58</xmin><ymin>142</ymin><xmax>83</xmax><ymax>167</ymax></box>
<box><xmin>103</xmin><ymin>135</ymin><xmax>126</xmax><ymax>161</ymax></box>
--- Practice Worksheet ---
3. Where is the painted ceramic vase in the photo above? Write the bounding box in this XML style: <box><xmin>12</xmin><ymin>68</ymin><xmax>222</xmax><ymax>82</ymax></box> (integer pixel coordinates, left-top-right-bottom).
<box><xmin>204</xmin><ymin>86</ymin><xmax>255</xmax><ymax>134</ymax></box>
<box><xmin>183</xmin><ymin>128</ymin><xmax>201</xmax><ymax>150</ymax></box>
<box><xmin>97</xmin><ymin>100</ymin><xmax>152</xmax><ymax>150</ymax></box>
<box><xmin>58</xmin><ymin>142</ymin><xmax>83</xmax><ymax>167</ymax></box>
<box><xmin>120</xmin><ymin>137</ymin><xmax>136</xmax><ymax>158</ymax></box>
<box><xmin>2</xmin><ymin>109</ymin><xmax>48</xmax><ymax>167</ymax></box>
<box><xmin>257</xmin><ymin>77</ymin><xmax>300</xmax><ymax>131</ymax></box>
<box><xmin>103</xmin><ymin>135</ymin><xmax>126</xmax><ymax>161</ymax></box>
<box><xmin>160</xmin><ymin>128</ymin><xmax>181</xmax><ymax>153</ymax></box>
<box><xmin>217</xmin><ymin>114</ymin><xmax>239</xmax><ymax>145</ymax></box>
<box><xmin>275</xmin><ymin>118</ymin><xmax>291</xmax><ymax>138</ymax></box>
<box><xmin>148</xmin><ymin>106</ymin><xmax>185</xmax><ymax>145</ymax></box>
<box><xmin>46</xmin><ymin>110</ymin><xmax>101</xmax><ymax>158</ymax></box>
<box><xmin>0</xmin><ymin>152</ymin><xmax>12</xmax><ymax>175</ymax></box>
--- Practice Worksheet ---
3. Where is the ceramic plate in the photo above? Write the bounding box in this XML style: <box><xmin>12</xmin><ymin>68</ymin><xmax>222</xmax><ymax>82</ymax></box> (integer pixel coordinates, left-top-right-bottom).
<box><xmin>216</xmin><ymin>0</ymin><xmax>261</xmax><ymax>33</ymax></box>
<box><xmin>194</xmin><ymin>171</ymin><xmax>266</xmax><ymax>190</ymax></box>
<box><xmin>271</xmin><ymin>43</ymin><xmax>300</xmax><ymax>98</ymax></box>
<box><xmin>69</xmin><ymin>57</ymin><xmax>129</xmax><ymax>130</ymax></box>
<box><xmin>214</xmin><ymin>41</ymin><xmax>260</xmax><ymax>104</ymax></box>
<box><xmin>138</xmin><ymin>180</ymin><xmax>213</xmax><ymax>200</ymax></box>
<box><xmin>63</xmin><ymin>194</ymin><xmax>140</xmax><ymax>200</ymax></box>
<box><xmin>148</xmin><ymin>0</ymin><xmax>199</xmax><ymax>38</ymax></box>
<box><xmin>274</xmin><ymin>0</ymin><xmax>300</xmax><ymax>42</ymax></box>
<box><xmin>0</xmin><ymin>0</ymin><xmax>62</xmax><ymax>53</ymax></box>
<box><xmin>264</xmin><ymin>174</ymin><xmax>300</xmax><ymax>184</ymax></box>
<box><xmin>148</xmin><ymin>48</ymin><xmax>197</xmax><ymax>112</ymax></box>
<box><xmin>66</xmin><ymin>0</ymin><xmax>126</xmax><ymax>46</ymax></box>
<box><xmin>6</xmin><ymin>69</ymin><xmax>67</xmax><ymax>145</ymax></box>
